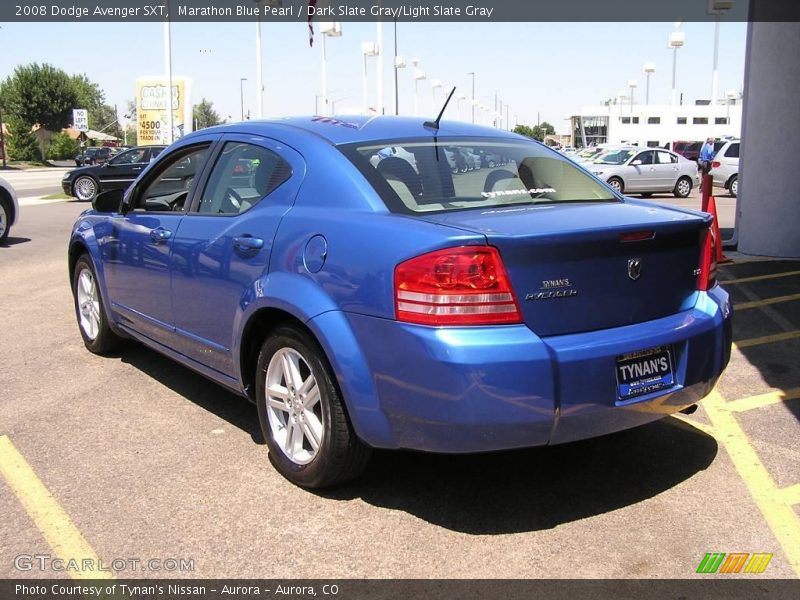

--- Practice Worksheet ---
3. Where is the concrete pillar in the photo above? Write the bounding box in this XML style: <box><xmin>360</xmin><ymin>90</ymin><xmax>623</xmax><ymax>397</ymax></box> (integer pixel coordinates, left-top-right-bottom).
<box><xmin>737</xmin><ymin>22</ymin><xmax>800</xmax><ymax>257</ymax></box>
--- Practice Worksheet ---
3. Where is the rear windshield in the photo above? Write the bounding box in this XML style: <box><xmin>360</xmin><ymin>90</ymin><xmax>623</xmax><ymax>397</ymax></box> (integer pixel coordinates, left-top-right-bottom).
<box><xmin>341</xmin><ymin>138</ymin><xmax>618</xmax><ymax>214</ymax></box>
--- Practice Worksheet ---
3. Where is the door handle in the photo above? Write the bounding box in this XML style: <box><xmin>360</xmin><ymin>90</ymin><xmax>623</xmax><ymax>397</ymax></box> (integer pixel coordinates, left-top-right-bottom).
<box><xmin>233</xmin><ymin>235</ymin><xmax>264</xmax><ymax>252</ymax></box>
<box><xmin>150</xmin><ymin>227</ymin><xmax>172</xmax><ymax>243</ymax></box>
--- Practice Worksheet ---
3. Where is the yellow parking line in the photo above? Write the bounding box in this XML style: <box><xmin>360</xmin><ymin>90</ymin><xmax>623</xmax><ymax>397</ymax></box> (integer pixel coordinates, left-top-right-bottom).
<box><xmin>672</xmin><ymin>415</ymin><xmax>716</xmax><ymax>437</ymax></box>
<box><xmin>776</xmin><ymin>484</ymin><xmax>800</xmax><ymax>507</ymax></box>
<box><xmin>702</xmin><ymin>390</ymin><xmax>800</xmax><ymax>576</ymax></box>
<box><xmin>726</xmin><ymin>388</ymin><xmax>800</xmax><ymax>413</ymax></box>
<box><xmin>0</xmin><ymin>435</ymin><xmax>112</xmax><ymax>579</ymax></box>
<box><xmin>735</xmin><ymin>293</ymin><xmax>800</xmax><ymax>311</ymax></box>
<box><xmin>723</xmin><ymin>270</ymin><xmax>800</xmax><ymax>285</ymax></box>
<box><xmin>733</xmin><ymin>331</ymin><xmax>800</xmax><ymax>350</ymax></box>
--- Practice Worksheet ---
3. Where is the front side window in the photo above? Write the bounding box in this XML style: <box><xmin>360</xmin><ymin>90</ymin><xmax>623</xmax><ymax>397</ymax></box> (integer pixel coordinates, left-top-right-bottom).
<box><xmin>633</xmin><ymin>151</ymin><xmax>654</xmax><ymax>165</ymax></box>
<box><xmin>342</xmin><ymin>138</ymin><xmax>617</xmax><ymax>214</ymax></box>
<box><xmin>133</xmin><ymin>144</ymin><xmax>211</xmax><ymax>212</ymax></box>
<box><xmin>196</xmin><ymin>142</ymin><xmax>291</xmax><ymax>215</ymax></box>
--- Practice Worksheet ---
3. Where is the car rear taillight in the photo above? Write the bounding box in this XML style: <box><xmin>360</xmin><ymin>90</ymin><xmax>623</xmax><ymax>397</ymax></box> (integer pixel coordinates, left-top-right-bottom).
<box><xmin>711</xmin><ymin>161</ymin><xmax>721</xmax><ymax>169</ymax></box>
<box><xmin>697</xmin><ymin>226</ymin><xmax>718</xmax><ymax>291</ymax></box>
<box><xmin>394</xmin><ymin>246</ymin><xmax>522</xmax><ymax>326</ymax></box>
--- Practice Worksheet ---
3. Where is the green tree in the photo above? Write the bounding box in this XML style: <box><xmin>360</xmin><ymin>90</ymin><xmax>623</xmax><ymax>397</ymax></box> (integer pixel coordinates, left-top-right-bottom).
<box><xmin>5</xmin><ymin>116</ymin><xmax>40</xmax><ymax>162</ymax></box>
<box><xmin>513</xmin><ymin>124</ymin><xmax>537</xmax><ymax>139</ymax></box>
<box><xmin>45</xmin><ymin>131</ymin><xmax>78</xmax><ymax>160</ymax></box>
<box><xmin>513</xmin><ymin>121</ymin><xmax>556</xmax><ymax>142</ymax></box>
<box><xmin>71</xmin><ymin>74</ymin><xmax>122</xmax><ymax>139</ymax></box>
<box><xmin>0</xmin><ymin>63</ymin><xmax>78</xmax><ymax>131</ymax></box>
<box><xmin>192</xmin><ymin>98</ymin><xmax>222</xmax><ymax>130</ymax></box>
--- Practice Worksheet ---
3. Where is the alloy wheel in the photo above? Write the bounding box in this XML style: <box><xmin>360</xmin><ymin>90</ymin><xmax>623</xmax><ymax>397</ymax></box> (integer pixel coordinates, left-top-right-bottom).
<box><xmin>74</xmin><ymin>177</ymin><xmax>97</xmax><ymax>201</ymax></box>
<box><xmin>0</xmin><ymin>203</ymin><xmax>7</xmax><ymax>240</ymax></box>
<box><xmin>677</xmin><ymin>179</ymin><xmax>691</xmax><ymax>197</ymax></box>
<box><xmin>76</xmin><ymin>268</ymin><xmax>100</xmax><ymax>340</ymax></box>
<box><xmin>265</xmin><ymin>347</ymin><xmax>324</xmax><ymax>465</ymax></box>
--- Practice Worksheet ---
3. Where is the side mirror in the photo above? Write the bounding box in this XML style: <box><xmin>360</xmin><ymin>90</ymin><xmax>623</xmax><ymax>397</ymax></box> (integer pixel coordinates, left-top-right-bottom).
<box><xmin>92</xmin><ymin>189</ymin><xmax>124</xmax><ymax>213</ymax></box>
<box><xmin>631</xmin><ymin>159</ymin><xmax>643</xmax><ymax>166</ymax></box>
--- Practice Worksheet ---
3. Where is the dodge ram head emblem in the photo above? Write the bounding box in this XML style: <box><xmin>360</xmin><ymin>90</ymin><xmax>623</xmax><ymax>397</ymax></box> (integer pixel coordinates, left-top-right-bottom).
<box><xmin>628</xmin><ymin>258</ymin><xmax>642</xmax><ymax>281</ymax></box>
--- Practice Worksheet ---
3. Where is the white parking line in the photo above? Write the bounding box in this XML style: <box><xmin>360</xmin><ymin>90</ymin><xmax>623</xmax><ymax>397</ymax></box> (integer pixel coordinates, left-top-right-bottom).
<box><xmin>18</xmin><ymin>197</ymin><xmax>71</xmax><ymax>207</ymax></box>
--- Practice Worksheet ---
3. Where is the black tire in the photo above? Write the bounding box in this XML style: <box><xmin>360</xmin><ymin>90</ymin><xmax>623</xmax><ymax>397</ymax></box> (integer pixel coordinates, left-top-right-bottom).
<box><xmin>607</xmin><ymin>177</ymin><xmax>624</xmax><ymax>194</ymax></box>
<box><xmin>73</xmin><ymin>175</ymin><xmax>99</xmax><ymax>202</ymax></box>
<box><xmin>673</xmin><ymin>176</ymin><xmax>692</xmax><ymax>198</ymax></box>
<box><xmin>72</xmin><ymin>254</ymin><xmax>123</xmax><ymax>354</ymax></box>
<box><xmin>729</xmin><ymin>175</ymin><xmax>738</xmax><ymax>197</ymax></box>
<box><xmin>256</xmin><ymin>325</ymin><xmax>371</xmax><ymax>488</ymax></box>
<box><xmin>0</xmin><ymin>196</ymin><xmax>11</xmax><ymax>244</ymax></box>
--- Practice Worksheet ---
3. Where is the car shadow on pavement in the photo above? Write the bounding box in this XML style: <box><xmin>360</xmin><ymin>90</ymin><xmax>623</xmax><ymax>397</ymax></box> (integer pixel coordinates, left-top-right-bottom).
<box><xmin>0</xmin><ymin>236</ymin><xmax>31</xmax><ymax>247</ymax></box>
<box><xmin>320</xmin><ymin>417</ymin><xmax>717</xmax><ymax>534</ymax></box>
<box><xmin>119</xmin><ymin>343</ymin><xmax>266</xmax><ymax>445</ymax></box>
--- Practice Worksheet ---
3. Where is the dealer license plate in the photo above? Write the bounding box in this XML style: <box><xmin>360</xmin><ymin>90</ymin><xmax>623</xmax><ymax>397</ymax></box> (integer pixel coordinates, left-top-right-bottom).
<box><xmin>615</xmin><ymin>346</ymin><xmax>675</xmax><ymax>400</ymax></box>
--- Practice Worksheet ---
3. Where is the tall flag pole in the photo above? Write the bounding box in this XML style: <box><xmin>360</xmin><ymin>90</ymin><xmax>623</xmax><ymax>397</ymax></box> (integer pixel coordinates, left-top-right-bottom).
<box><xmin>308</xmin><ymin>1</ymin><xmax>317</xmax><ymax>46</ymax></box>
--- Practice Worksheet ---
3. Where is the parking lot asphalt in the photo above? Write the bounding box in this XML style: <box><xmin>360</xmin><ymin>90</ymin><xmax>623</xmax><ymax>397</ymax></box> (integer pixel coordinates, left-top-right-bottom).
<box><xmin>1</xmin><ymin>199</ymin><xmax>797</xmax><ymax>580</ymax></box>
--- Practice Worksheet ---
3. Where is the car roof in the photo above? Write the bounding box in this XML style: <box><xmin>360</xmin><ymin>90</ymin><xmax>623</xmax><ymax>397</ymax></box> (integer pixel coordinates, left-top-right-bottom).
<box><xmin>187</xmin><ymin>116</ymin><xmax>525</xmax><ymax>146</ymax></box>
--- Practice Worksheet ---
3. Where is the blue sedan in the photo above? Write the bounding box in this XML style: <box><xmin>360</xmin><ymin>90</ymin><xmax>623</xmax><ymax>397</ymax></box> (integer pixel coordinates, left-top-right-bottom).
<box><xmin>68</xmin><ymin>116</ymin><xmax>732</xmax><ymax>488</ymax></box>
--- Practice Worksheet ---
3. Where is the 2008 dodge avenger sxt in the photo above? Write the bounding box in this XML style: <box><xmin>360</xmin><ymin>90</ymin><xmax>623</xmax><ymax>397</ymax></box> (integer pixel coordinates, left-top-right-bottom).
<box><xmin>68</xmin><ymin>116</ymin><xmax>732</xmax><ymax>487</ymax></box>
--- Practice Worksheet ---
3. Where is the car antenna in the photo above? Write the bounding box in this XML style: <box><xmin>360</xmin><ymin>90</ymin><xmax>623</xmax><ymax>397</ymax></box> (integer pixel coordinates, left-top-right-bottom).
<box><xmin>424</xmin><ymin>86</ymin><xmax>456</xmax><ymax>130</ymax></box>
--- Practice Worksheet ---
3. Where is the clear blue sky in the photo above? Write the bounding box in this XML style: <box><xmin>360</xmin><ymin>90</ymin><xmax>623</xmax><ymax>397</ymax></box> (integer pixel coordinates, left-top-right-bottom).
<box><xmin>0</xmin><ymin>20</ymin><xmax>747</xmax><ymax>133</ymax></box>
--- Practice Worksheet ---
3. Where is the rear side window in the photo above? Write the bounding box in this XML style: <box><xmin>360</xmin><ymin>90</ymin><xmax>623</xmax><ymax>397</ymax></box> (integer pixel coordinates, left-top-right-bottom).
<box><xmin>196</xmin><ymin>142</ymin><xmax>291</xmax><ymax>215</ymax></box>
<box><xmin>724</xmin><ymin>143</ymin><xmax>740</xmax><ymax>158</ymax></box>
<box><xmin>656</xmin><ymin>151</ymin><xmax>677</xmax><ymax>164</ymax></box>
<box><xmin>341</xmin><ymin>139</ymin><xmax>617</xmax><ymax>214</ymax></box>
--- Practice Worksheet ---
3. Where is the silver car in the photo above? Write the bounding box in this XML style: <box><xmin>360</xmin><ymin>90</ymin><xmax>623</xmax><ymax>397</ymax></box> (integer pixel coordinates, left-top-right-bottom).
<box><xmin>0</xmin><ymin>175</ymin><xmax>20</xmax><ymax>244</ymax></box>
<box><xmin>710</xmin><ymin>139</ymin><xmax>739</xmax><ymax>197</ymax></box>
<box><xmin>586</xmin><ymin>147</ymin><xmax>700</xmax><ymax>198</ymax></box>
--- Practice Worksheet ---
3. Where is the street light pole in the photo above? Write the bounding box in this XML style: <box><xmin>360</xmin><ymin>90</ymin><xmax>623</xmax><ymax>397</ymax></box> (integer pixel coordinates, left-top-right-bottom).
<box><xmin>468</xmin><ymin>72</ymin><xmax>475</xmax><ymax>124</ymax></box>
<box><xmin>376</xmin><ymin>14</ymin><xmax>383</xmax><ymax>115</ymax></box>
<box><xmin>431</xmin><ymin>79</ymin><xmax>442</xmax><ymax>114</ymax></box>
<box><xmin>708</xmin><ymin>1</ymin><xmax>733</xmax><ymax>107</ymax></box>
<box><xmin>628</xmin><ymin>80</ymin><xmax>638</xmax><ymax>116</ymax></box>
<box><xmin>362</xmin><ymin>42</ymin><xmax>378</xmax><ymax>115</ymax></box>
<box><xmin>254</xmin><ymin>0</ymin><xmax>263</xmax><ymax>118</ymax></box>
<box><xmin>643</xmin><ymin>63</ymin><xmax>656</xmax><ymax>105</ymax></box>
<box><xmin>162</xmin><ymin>6</ymin><xmax>174</xmax><ymax>145</ymax></box>
<box><xmin>393</xmin><ymin>19</ymin><xmax>402</xmax><ymax>115</ymax></box>
<box><xmin>320</xmin><ymin>22</ymin><xmax>342</xmax><ymax>117</ymax></box>
<box><xmin>412</xmin><ymin>58</ymin><xmax>424</xmax><ymax>117</ymax></box>
<box><xmin>240</xmin><ymin>78</ymin><xmax>247</xmax><ymax>120</ymax></box>
<box><xmin>669</xmin><ymin>28</ymin><xmax>685</xmax><ymax>106</ymax></box>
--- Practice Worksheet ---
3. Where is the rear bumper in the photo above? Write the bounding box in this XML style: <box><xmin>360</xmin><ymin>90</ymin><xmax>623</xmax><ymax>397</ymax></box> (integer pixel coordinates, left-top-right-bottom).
<box><xmin>340</xmin><ymin>285</ymin><xmax>732</xmax><ymax>453</ymax></box>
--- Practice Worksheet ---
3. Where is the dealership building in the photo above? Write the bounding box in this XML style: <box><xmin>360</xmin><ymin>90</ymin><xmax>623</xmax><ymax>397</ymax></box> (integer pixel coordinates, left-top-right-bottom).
<box><xmin>568</xmin><ymin>97</ymin><xmax>743</xmax><ymax>148</ymax></box>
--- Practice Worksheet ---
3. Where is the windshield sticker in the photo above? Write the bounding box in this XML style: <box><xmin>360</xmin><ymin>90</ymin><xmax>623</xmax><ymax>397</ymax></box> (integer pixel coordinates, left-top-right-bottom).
<box><xmin>481</xmin><ymin>188</ymin><xmax>556</xmax><ymax>198</ymax></box>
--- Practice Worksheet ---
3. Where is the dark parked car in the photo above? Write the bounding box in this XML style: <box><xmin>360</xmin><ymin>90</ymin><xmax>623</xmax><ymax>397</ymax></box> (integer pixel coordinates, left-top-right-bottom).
<box><xmin>68</xmin><ymin>116</ymin><xmax>731</xmax><ymax>488</ymax></box>
<box><xmin>671</xmin><ymin>140</ymin><xmax>725</xmax><ymax>163</ymax></box>
<box><xmin>63</xmin><ymin>145</ymin><xmax>167</xmax><ymax>201</ymax></box>
<box><xmin>74</xmin><ymin>146</ymin><xmax>118</xmax><ymax>167</ymax></box>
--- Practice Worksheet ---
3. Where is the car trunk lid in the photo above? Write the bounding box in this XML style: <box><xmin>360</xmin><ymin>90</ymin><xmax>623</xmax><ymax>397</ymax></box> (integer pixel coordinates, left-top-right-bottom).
<box><xmin>418</xmin><ymin>201</ymin><xmax>710</xmax><ymax>337</ymax></box>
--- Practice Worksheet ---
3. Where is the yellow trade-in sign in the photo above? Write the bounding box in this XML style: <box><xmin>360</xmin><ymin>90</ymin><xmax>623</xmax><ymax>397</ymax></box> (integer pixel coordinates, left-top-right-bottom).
<box><xmin>135</xmin><ymin>77</ymin><xmax>192</xmax><ymax>146</ymax></box>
